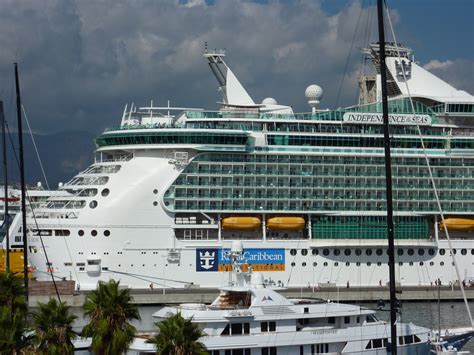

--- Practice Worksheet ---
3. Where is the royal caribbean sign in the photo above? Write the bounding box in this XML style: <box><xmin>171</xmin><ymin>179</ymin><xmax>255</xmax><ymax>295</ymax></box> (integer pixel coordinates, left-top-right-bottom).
<box><xmin>196</xmin><ymin>248</ymin><xmax>285</xmax><ymax>272</ymax></box>
<box><xmin>342</xmin><ymin>112</ymin><xmax>432</xmax><ymax>126</ymax></box>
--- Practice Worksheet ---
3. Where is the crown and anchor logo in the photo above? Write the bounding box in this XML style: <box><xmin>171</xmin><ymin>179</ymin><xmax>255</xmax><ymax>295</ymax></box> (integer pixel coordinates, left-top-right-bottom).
<box><xmin>198</xmin><ymin>250</ymin><xmax>216</xmax><ymax>270</ymax></box>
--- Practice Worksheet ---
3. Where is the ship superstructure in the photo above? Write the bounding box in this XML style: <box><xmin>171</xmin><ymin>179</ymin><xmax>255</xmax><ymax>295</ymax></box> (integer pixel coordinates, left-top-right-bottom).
<box><xmin>17</xmin><ymin>44</ymin><xmax>474</xmax><ymax>290</ymax></box>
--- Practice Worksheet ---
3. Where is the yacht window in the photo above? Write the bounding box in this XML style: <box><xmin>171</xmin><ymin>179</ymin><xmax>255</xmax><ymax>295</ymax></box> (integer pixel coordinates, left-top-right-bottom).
<box><xmin>373</xmin><ymin>339</ymin><xmax>382</xmax><ymax>348</ymax></box>
<box><xmin>261</xmin><ymin>347</ymin><xmax>277</xmax><ymax>355</ymax></box>
<box><xmin>418</xmin><ymin>249</ymin><xmax>425</xmax><ymax>256</ymax></box>
<box><xmin>333</xmin><ymin>249</ymin><xmax>340</xmax><ymax>256</ymax></box>
<box><xmin>414</xmin><ymin>335</ymin><xmax>421</xmax><ymax>343</ymax></box>
<box><xmin>461</xmin><ymin>249</ymin><xmax>467</xmax><ymax>255</ymax></box>
<box><xmin>323</xmin><ymin>249</ymin><xmax>329</xmax><ymax>256</ymax></box>
<box><xmin>225</xmin><ymin>350</ymin><xmax>231</xmax><ymax>355</ymax></box>
<box><xmin>344</xmin><ymin>249</ymin><xmax>351</xmax><ymax>256</ymax></box>
<box><xmin>376</xmin><ymin>249</ymin><xmax>383</xmax><ymax>256</ymax></box>
<box><xmin>304</xmin><ymin>307</ymin><xmax>309</xmax><ymax>314</ymax></box>
<box><xmin>261</xmin><ymin>322</ymin><xmax>268</xmax><ymax>332</ymax></box>
<box><xmin>439</xmin><ymin>249</ymin><xmax>445</xmax><ymax>255</ymax></box>
<box><xmin>301</xmin><ymin>249</ymin><xmax>308</xmax><ymax>256</ymax></box>
<box><xmin>404</xmin><ymin>335</ymin><xmax>414</xmax><ymax>344</ymax></box>
<box><xmin>399</xmin><ymin>336</ymin><xmax>404</xmax><ymax>345</ymax></box>
<box><xmin>312</xmin><ymin>249</ymin><xmax>318</xmax><ymax>255</ymax></box>
<box><xmin>101</xmin><ymin>188</ymin><xmax>110</xmax><ymax>197</ymax></box>
<box><xmin>366</xmin><ymin>315</ymin><xmax>377</xmax><ymax>323</ymax></box>
<box><xmin>344</xmin><ymin>316</ymin><xmax>350</xmax><ymax>324</ymax></box>
<box><xmin>290</xmin><ymin>249</ymin><xmax>297</xmax><ymax>256</ymax></box>
<box><xmin>231</xmin><ymin>323</ymin><xmax>242</xmax><ymax>335</ymax></box>
<box><xmin>327</xmin><ymin>317</ymin><xmax>335</xmax><ymax>324</ymax></box>
<box><xmin>244</xmin><ymin>323</ymin><xmax>250</xmax><ymax>334</ymax></box>
<box><xmin>269</xmin><ymin>321</ymin><xmax>276</xmax><ymax>331</ymax></box>
<box><xmin>222</xmin><ymin>324</ymin><xmax>230</xmax><ymax>335</ymax></box>
<box><xmin>356</xmin><ymin>316</ymin><xmax>360</xmax><ymax>323</ymax></box>
<box><xmin>366</xmin><ymin>341</ymin><xmax>372</xmax><ymax>350</ymax></box>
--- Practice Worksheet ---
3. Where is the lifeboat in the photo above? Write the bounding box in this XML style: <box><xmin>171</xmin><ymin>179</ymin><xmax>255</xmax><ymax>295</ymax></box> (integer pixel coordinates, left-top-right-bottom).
<box><xmin>0</xmin><ymin>249</ymin><xmax>24</xmax><ymax>273</ymax></box>
<box><xmin>267</xmin><ymin>217</ymin><xmax>305</xmax><ymax>231</ymax></box>
<box><xmin>439</xmin><ymin>218</ymin><xmax>474</xmax><ymax>232</ymax></box>
<box><xmin>222</xmin><ymin>217</ymin><xmax>261</xmax><ymax>230</ymax></box>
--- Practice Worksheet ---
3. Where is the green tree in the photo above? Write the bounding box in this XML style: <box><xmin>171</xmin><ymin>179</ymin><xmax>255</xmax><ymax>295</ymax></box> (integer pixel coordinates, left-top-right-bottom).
<box><xmin>82</xmin><ymin>279</ymin><xmax>140</xmax><ymax>355</ymax></box>
<box><xmin>31</xmin><ymin>298</ymin><xmax>77</xmax><ymax>354</ymax></box>
<box><xmin>0</xmin><ymin>271</ymin><xmax>33</xmax><ymax>354</ymax></box>
<box><xmin>150</xmin><ymin>312</ymin><xmax>207</xmax><ymax>355</ymax></box>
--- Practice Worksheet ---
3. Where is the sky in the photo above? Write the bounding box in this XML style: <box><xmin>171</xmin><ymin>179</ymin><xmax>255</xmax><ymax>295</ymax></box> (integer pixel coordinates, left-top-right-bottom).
<box><xmin>0</xmin><ymin>0</ymin><xmax>473</xmax><ymax>136</ymax></box>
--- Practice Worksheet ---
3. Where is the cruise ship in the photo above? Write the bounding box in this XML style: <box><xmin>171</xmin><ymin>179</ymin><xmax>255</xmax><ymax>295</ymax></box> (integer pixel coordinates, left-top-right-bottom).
<box><xmin>9</xmin><ymin>42</ymin><xmax>473</xmax><ymax>290</ymax></box>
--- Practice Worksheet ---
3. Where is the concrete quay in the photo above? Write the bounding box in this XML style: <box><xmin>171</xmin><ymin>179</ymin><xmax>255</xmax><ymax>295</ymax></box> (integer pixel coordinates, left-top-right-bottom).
<box><xmin>28</xmin><ymin>285</ymin><xmax>474</xmax><ymax>307</ymax></box>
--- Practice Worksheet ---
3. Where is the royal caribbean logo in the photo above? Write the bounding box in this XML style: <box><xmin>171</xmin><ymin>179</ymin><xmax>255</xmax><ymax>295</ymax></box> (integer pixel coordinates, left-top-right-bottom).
<box><xmin>196</xmin><ymin>249</ymin><xmax>218</xmax><ymax>272</ymax></box>
<box><xmin>196</xmin><ymin>248</ymin><xmax>285</xmax><ymax>272</ymax></box>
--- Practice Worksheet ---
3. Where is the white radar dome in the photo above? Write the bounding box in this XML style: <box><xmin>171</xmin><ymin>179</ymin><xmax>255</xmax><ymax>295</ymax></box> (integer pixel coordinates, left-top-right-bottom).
<box><xmin>250</xmin><ymin>272</ymin><xmax>265</xmax><ymax>288</ymax></box>
<box><xmin>262</xmin><ymin>97</ymin><xmax>278</xmax><ymax>105</ymax></box>
<box><xmin>231</xmin><ymin>240</ymin><xmax>243</xmax><ymax>254</ymax></box>
<box><xmin>305</xmin><ymin>85</ymin><xmax>323</xmax><ymax>101</ymax></box>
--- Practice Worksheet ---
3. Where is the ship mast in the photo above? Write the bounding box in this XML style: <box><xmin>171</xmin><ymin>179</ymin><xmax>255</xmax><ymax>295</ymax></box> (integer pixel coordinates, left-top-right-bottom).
<box><xmin>377</xmin><ymin>0</ymin><xmax>397</xmax><ymax>353</ymax></box>
<box><xmin>14</xmin><ymin>63</ymin><xmax>29</xmax><ymax>299</ymax></box>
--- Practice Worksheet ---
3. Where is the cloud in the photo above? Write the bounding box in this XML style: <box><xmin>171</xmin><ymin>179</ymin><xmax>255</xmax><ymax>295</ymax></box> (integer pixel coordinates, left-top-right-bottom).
<box><xmin>0</xmin><ymin>0</ymin><xmax>471</xmax><ymax>136</ymax></box>
<box><xmin>424</xmin><ymin>59</ymin><xmax>474</xmax><ymax>94</ymax></box>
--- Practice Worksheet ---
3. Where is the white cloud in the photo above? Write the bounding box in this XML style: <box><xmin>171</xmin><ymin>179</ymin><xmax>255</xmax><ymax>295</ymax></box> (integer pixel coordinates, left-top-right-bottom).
<box><xmin>424</xmin><ymin>59</ymin><xmax>454</xmax><ymax>71</ymax></box>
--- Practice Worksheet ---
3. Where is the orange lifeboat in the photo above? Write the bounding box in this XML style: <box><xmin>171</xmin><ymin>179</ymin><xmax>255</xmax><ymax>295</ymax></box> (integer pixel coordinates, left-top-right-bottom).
<box><xmin>439</xmin><ymin>218</ymin><xmax>474</xmax><ymax>232</ymax></box>
<box><xmin>222</xmin><ymin>217</ymin><xmax>261</xmax><ymax>231</ymax></box>
<box><xmin>267</xmin><ymin>217</ymin><xmax>305</xmax><ymax>231</ymax></box>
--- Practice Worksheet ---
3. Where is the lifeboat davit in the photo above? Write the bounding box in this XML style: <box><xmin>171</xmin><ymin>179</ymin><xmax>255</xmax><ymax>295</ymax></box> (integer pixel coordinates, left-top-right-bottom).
<box><xmin>267</xmin><ymin>217</ymin><xmax>305</xmax><ymax>231</ymax></box>
<box><xmin>222</xmin><ymin>217</ymin><xmax>261</xmax><ymax>231</ymax></box>
<box><xmin>439</xmin><ymin>218</ymin><xmax>474</xmax><ymax>232</ymax></box>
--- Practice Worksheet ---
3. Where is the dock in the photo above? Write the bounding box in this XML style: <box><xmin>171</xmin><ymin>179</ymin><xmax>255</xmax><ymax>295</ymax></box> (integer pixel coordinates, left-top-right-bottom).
<box><xmin>27</xmin><ymin>281</ymin><xmax>474</xmax><ymax>307</ymax></box>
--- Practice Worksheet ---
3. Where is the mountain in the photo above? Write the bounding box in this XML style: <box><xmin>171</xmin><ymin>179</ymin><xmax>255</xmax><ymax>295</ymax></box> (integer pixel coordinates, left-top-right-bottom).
<box><xmin>1</xmin><ymin>131</ymin><xmax>96</xmax><ymax>188</ymax></box>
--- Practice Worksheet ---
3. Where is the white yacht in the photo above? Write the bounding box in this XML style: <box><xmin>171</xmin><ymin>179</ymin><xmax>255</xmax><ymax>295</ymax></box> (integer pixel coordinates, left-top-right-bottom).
<box><xmin>150</xmin><ymin>241</ymin><xmax>431</xmax><ymax>354</ymax></box>
<box><xmin>11</xmin><ymin>41</ymin><xmax>473</xmax><ymax>290</ymax></box>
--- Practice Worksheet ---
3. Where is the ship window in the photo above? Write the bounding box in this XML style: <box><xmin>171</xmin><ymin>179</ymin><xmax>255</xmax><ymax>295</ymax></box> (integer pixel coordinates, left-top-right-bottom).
<box><xmin>101</xmin><ymin>188</ymin><xmax>110</xmax><ymax>197</ymax></box>
<box><xmin>104</xmin><ymin>230</ymin><xmax>110</xmax><ymax>237</ymax></box>
<box><xmin>356</xmin><ymin>262</ymin><xmax>361</xmax><ymax>266</ymax></box>
<box><xmin>333</xmin><ymin>249</ymin><xmax>340</xmax><ymax>256</ymax></box>
<box><xmin>461</xmin><ymin>249</ymin><xmax>467</xmax><ymax>255</ymax></box>
<box><xmin>367</xmin><ymin>262</ymin><xmax>371</xmax><ymax>266</ymax></box>
<box><xmin>244</xmin><ymin>323</ymin><xmax>250</xmax><ymax>334</ymax></box>
<box><xmin>231</xmin><ymin>323</ymin><xmax>242</xmax><ymax>335</ymax></box>
<box><xmin>377</xmin><ymin>262</ymin><xmax>381</xmax><ymax>266</ymax></box>
<box><xmin>334</xmin><ymin>262</ymin><xmax>339</xmax><ymax>267</ymax></box>
<box><xmin>153</xmin><ymin>201</ymin><xmax>158</xmax><ymax>206</ymax></box>
<box><xmin>64</xmin><ymin>262</ymin><xmax>72</xmax><ymax>266</ymax></box>
<box><xmin>313</xmin><ymin>262</ymin><xmax>317</xmax><ymax>267</ymax></box>
<box><xmin>409</xmin><ymin>261</ymin><xmax>414</xmax><ymax>266</ymax></box>
<box><xmin>404</xmin><ymin>335</ymin><xmax>414</xmax><ymax>344</ymax></box>
<box><xmin>408</xmin><ymin>248</ymin><xmax>414</xmax><ymax>256</ymax></box>
<box><xmin>302</xmin><ymin>262</ymin><xmax>306</xmax><ymax>267</ymax></box>
<box><xmin>91</xmin><ymin>230</ymin><xmax>98</xmax><ymax>237</ymax></box>
<box><xmin>261</xmin><ymin>322</ymin><xmax>268</xmax><ymax>332</ymax></box>
<box><xmin>428</xmin><ymin>248</ymin><xmax>435</xmax><ymax>256</ymax></box>
<box><xmin>418</xmin><ymin>249</ymin><xmax>424</xmax><ymax>256</ymax></box>
<box><xmin>301</xmin><ymin>249</ymin><xmax>308</xmax><ymax>256</ymax></box>
<box><xmin>78</xmin><ymin>230</ymin><xmax>84</xmax><ymax>236</ymax></box>
<box><xmin>153</xmin><ymin>189</ymin><xmax>158</xmax><ymax>194</ymax></box>
<box><xmin>327</xmin><ymin>317</ymin><xmax>335</xmax><ymax>324</ymax></box>
<box><xmin>430</xmin><ymin>261</ymin><xmax>434</xmax><ymax>266</ymax></box>
<box><xmin>87</xmin><ymin>260</ymin><xmax>100</xmax><ymax>265</ymax></box>
<box><xmin>89</xmin><ymin>200</ymin><xmax>98</xmax><ymax>209</ymax></box>
<box><xmin>323</xmin><ymin>249</ymin><xmax>329</xmax><ymax>256</ymax></box>
<box><xmin>291</xmin><ymin>262</ymin><xmax>295</xmax><ymax>267</ymax></box>
<box><xmin>439</xmin><ymin>249</ymin><xmax>445</xmax><ymax>255</ymax></box>
<box><xmin>440</xmin><ymin>261</ymin><xmax>444</xmax><ymax>266</ymax></box>
<box><xmin>344</xmin><ymin>316</ymin><xmax>350</xmax><ymax>324</ymax></box>
<box><xmin>54</xmin><ymin>230</ymin><xmax>70</xmax><ymax>236</ymax></box>
<box><xmin>366</xmin><ymin>249</ymin><xmax>372</xmax><ymax>256</ymax></box>
<box><xmin>373</xmin><ymin>339</ymin><xmax>382</xmax><ymax>348</ymax></box>
<box><xmin>452</xmin><ymin>249</ymin><xmax>457</xmax><ymax>255</ymax></box>
<box><xmin>344</xmin><ymin>249</ymin><xmax>351</xmax><ymax>256</ymax></box>
<box><xmin>290</xmin><ymin>249</ymin><xmax>297</xmax><ymax>256</ymax></box>
<box><xmin>399</xmin><ymin>262</ymin><xmax>403</xmax><ymax>266</ymax></box>
<box><xmin>312</xmin><ymin>249</ymin><xmax>318</xmax><ymax>255</ymax></box>
<box><xmin>345</xmin><ymin>262</ymin><xmax>350</xmax><ymax>266</ymax></box>
<box><xmin>323</xmin><ymin>262</ymin><xmax>328</xmax><ymax>267</ymax></box>
<box><xmin>414</xmin><ymin>335</ymin><xmax>421</xmax><ymax>343</ymax></box>
<box><xmin>269</xmin><ymin>321</ymin><xmax>276</xmax><ymax>331</ymax></box>
<box><xmin>222</xmin><ymin>324</ymin><xmax>230</xmax><ymax>335</ymax></box>
<box><xmin>397</xmin><ymin>249</ymin><xmax>403</xmax><ymax>256</ymax></box>
<box><xmin>419</xmin><ymin>261</ymin><xmax>424</xmax><ymax>266</ymax></box>
<box><xmin>376</xmin><ymin>249</ymin><xmax>383</xmax><ymax>256</ymax></box>
<box><xmin>355</xmin><ymin>249</ymin><xmax>362</xmax><ymax>256</ymax></box>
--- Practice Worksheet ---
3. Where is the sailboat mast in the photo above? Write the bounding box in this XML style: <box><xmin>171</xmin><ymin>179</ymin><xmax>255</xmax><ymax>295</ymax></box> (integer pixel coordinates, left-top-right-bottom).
<box><xmin>1</xmin><ymin>101</ymin><xmax>10</xmax><ymax>273</ymax></box>
<box><xmin>376</xmin><ymin>0</ymin><xmax>397</xmax><ymax>353</ymax></box>
<box><xmin>14</xmin><ymin>63</ymin><xmax>28</xmax><ymax>298</ymax></box>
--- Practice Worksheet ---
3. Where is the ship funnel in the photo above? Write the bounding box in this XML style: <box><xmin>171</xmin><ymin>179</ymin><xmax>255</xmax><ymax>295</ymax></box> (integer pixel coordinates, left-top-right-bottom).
<box><xmin>204</xmin><ymin>49</ymin><xmax>255</xmax><ymax>106</ymax></box>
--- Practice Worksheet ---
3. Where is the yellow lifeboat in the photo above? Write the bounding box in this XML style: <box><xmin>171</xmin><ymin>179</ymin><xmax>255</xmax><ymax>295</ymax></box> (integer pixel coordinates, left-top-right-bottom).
<box><xmin>267</xmin><ymin>217</ymin><xmax>305</xmax><ymax>231</ymax></box>
<box><xmin>222</xmin><ymin>217</ymin><xmax>261</xmax><ymax>230</ymax></box>
<box><xmin>0</xmin><ymin>249</ymin><xmax>25</xmax><ymax>273</ymax></box>
<box><xmin>439</xmin><ymin>218</ymin><xmax>474</xmax><ymax>232</ymax></box>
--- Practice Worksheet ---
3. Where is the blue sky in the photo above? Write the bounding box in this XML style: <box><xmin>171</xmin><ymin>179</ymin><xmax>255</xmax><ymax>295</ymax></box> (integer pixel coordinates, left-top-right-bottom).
<box><xmin>0</xmin><ymin>0</ymin><xmax>472</xmax><ymax>135</ymax></box>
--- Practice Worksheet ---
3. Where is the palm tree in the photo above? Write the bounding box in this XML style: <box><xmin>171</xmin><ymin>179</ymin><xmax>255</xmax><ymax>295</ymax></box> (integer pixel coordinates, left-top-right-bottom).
<box><xmin>0</xmin><ymin>271</ymin><xmax>33</xmax><ymax>354</ymax></box>
<box><xmin>31</xmin><ymin>298</ymin><xmax>77</xmax><ymax>354</ymax></box>
<box><xmin>82</xmin><ymin>279</ymin><xmax>140</xmax><ymax>355</ymax></box>
<box><xmin>150</xmin><ymin>312</ymin><xmax>207</xmax><ymax>355</ymax></box>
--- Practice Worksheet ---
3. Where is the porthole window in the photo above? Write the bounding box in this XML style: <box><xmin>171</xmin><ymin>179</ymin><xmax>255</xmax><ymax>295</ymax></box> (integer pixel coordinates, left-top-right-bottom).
<box><xmin>399</xmin><ymin>262</ymin><xmax>403</xmax><ymax>266</ymax></box>
<box><xmin>301</xmin><ymin>249</ymin><xmax>308</xmax><ymax>256</ymax></box>
<box><xmin>452</xmin><ymin>249</ymin><xmax>457</xmax><ymax>255</ymax></box>
<box><xmin>153</xmin><ymin>189</ymin><xmax>158</xmax><ymax>194</ymax></box>
<box><xmin>356</xmin><ymin>262</ymin><xmax>361</xmax><ymax>266</ymax></box>
<box><xmin>165</xmin><ymin>201</ymin><xmax>170</xmax><ymax>206</ymax></box>
<box><xmin>91</xmin><ymin>230</ymin><xmax>98</xmax><ymax>237</ymax></box>
<box><xmin>153</xmin><ymin>201</ymin><xmax>158</xmax><ymax>206</ymax></box>
<box><xmin>471</xmin><ymin>249</ymin><xmax>474</xmax><ymax>255</ymax></box>
<box><xmin>366</xmin><ymin>262</ymin><xmax>371</xmax><ymax>266</ymax></box>
<box><xmin>440</xmin><ymin>261</ymin><xmax>444</xmax><ymax>266</ymax></box>
<box><xmin>345</xmin><ymin>262</ymin><xmax>350</xmax><ymax>266</ymax></box>
<box><xmin>344</xmin><ymin>249</ymin><xmax>351</xmax><ymax>256</ymax></box>
<box><xmin>376</xmin><ymin>249</ymin><xmax>383</xmax><ymax>256</ymax></box>
<box><xmin>333</xmin><ymin>249</ymin><xmax>340</xmax><ymax>256</ymax></box>
<box><xmin>323</xmin><ymin>262</ymin><xmax>328</xmax><ymax>267</ymax></box>
<box><xmin>377</xmin><ymin>262</ymin><xmax>382</xmax><ymax>266</ymax></box>
<box><xmin>461</xmin><ymin>249</ymin><xmax>467</xmax><ymax>255</ymax></box>
<box><xmin>78</xmin><ymin>230</ymin><xmax>84</xmax><ymax>237</ymax></box>
<box><xmin>409</xmin><ymin>261</ymin><xmax>414</xmax><ymax>266</ymax></box>
<box><xmin>408</xmin><ymin>248</ymin><xmax>414</xmax><ymax>256</ymax></box>
<box><xmin>355</xmin><ymin>249</ymin><xmax>362</xmax><ymax>256</ymax></box>
<box><xmin>312</xmin><ymin>249</ymin><xmax>319</xmax><ymax>256</ymax></box>
<box><xmin>418</xmin><ymin>249</ymin><xmax>425</xmax><ymax>256</ymax></box>
<box><xmin>89</xmin><ymin>200</ymin><xmax>98</xmax><ymax>209</ymax></box>
<box><xmin>428</xmin><ymin>249</ymin><xmax>435</xmax><ymax>256</ymax></box>
<box><xmin>104</xmin><ymin>230</ymin><xmax>110</xmax><ymax>237</ymax></box>
<box><xmin>323</xmin><ymin>249</ymin><xmax>329</xmax><ymax>256</ymax></box>
<box><xmin>397</xmin><ymin>249</ymin><xmax>404</xmax><ymax>256</ymax></box>
<box><xmin>291</xmin><ymin>262</ymin><xmax>295</xmax><ymax>267</ymax></box>
<box><xmin>290</xmin><ymin>249</ymin><xmax>297</xmax><ymax>256</ymax></box>
<box><xmin>101</xmin><ymin>188</ymin><xmax>110</xmax><ymax>197</ymax></box>
<box><xmin>439</xmin><ymin>249</ymin><xmax>445</xmax><ymax>255</ymax></box>
<box><xmin>334</xmin><ymin>262</ymin><xmax>339</xmax><ymax>267</ymax></box>
<box><xmin>302</xmin><ymin>262</ymin><xmax>306</xmax><ymax>267</ymax></box>
<box><xmin>366</xmin><ymin>249</ymin><xmax>372</xmax><ymax>256</ymax></box>
<box><xmin>313</xmin><ymin>262</ymin><xmax>317</xmax><ymax>267</ymax></box>
<box><xmin>430</xmin><ymin>261</ymin><xmax>434</xmax><ymax>266</ymax></box>
<box><xmin>419</xmin><ymin>262</ymin><xmax>424</xmax><ymax>266</ymax></box>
